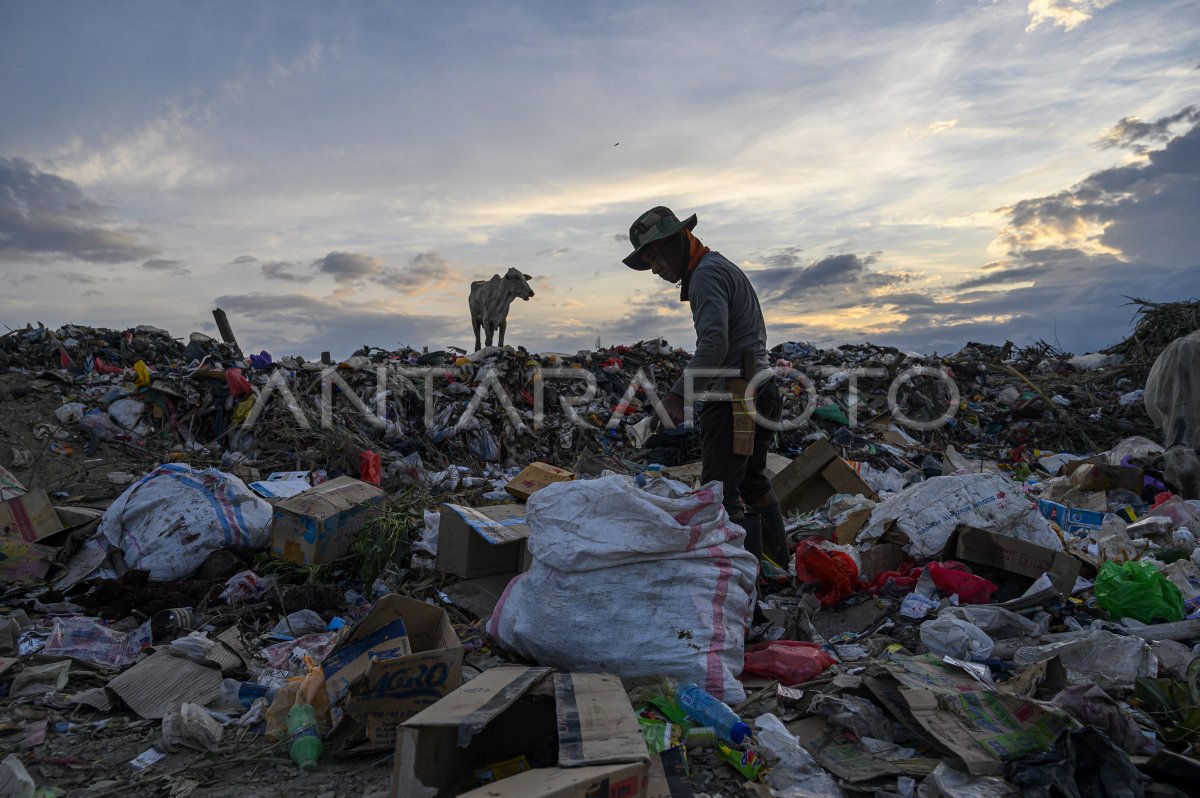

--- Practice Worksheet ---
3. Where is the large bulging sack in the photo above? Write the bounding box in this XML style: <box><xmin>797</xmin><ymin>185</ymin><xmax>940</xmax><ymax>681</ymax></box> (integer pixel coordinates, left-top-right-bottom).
<box><xmin>99</xmin><ymin>464</ymin><xmax>273</xmax><ymax>580</ymax></box>
<box><xmin>486</xmin><ymin>475</ymin><xmax>757</xmax><ymax>701</ymax></box>
<box><xmin>858</xmin><ymin>472</ymin><xmax>1060</xmax><ymax>559</ymax></box>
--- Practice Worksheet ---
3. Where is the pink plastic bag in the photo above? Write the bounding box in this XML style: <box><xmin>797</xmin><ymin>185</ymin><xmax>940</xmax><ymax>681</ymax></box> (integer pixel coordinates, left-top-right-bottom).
<box><xmin>743</xmin><ymin>640</ymin><xmax>835</xmax><ymax>685</ymax></box>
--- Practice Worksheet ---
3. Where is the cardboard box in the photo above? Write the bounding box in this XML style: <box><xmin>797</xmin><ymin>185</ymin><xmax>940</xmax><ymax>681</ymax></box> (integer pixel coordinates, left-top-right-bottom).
<box><xmin>948</xmin><ymin>526</ymin><xmax>1081</xmax><ymax>600</ymax></box>
<box><xmin>0</xmin><ymin>539</ymin><xmax>57</xmax><ymax>583</ymax></box>
<box><xmin>0</xmin><ymin>489</ymin><xmax>64</xmax><ymax>542</ymax></box>
<box><xmin>772</xmin><ymin>439</ymin><xmax>877</xmax><ymax>515</ymax></box>
<box><xmin>329</xmin><ymin>595</ymin><xmax>465</xmax><ymax>755</ymax></box>
<box><xmin>392</xmin><ymin>666</ymin><xmax>649</xmax><ymax>798</ymax></box>
<box><xmin>271</xmin><ymin>476</ymin><xmax>385</xmax><ymax>564</ymax></box>
<box><xmin>1036</xmin><ymin>498</ymin><xmax>1105</xmax><ymax>536</ymax></box>
<box><xmin>1064</xmin><ymin>461</ymin><xmax>1143</xmax><ymax>494</ymax></box>
<box><xmin>505</xmin><ymin>462</ymin><xmax>574</xmax><ymax>501</ymax></box>
<box><xmin>664</xmin><ymin>453</ymin><xmax>792</xmax><ymax>490</ymax></box>
<box><xmin>438</xmin><ymin>503</ymin><xmax>530</xmax><ymax>579</ymax></box>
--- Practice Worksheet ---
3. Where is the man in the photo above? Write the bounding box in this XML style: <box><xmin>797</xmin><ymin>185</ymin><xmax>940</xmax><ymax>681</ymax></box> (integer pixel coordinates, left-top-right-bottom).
<box><xmin>623</xmin><ymin>206</ymin><xmax>790</xmax><ymax>567</ymax></box>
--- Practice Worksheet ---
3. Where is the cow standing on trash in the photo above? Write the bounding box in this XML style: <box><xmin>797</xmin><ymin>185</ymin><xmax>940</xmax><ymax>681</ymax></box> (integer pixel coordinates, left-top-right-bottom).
<box><xmin>1144</xmin><ymin>330</ymin><xmax>1200</xmax><ymax>499</ymax></box>
<box><xmin>469</xmin><ymin>267</ymin><xmax>535</xmax><ymax>351</ymax></box>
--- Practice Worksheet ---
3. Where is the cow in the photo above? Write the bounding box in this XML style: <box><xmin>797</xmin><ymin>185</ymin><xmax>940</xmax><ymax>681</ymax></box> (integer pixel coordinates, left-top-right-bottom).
<box><xmin>1144</xmin><ymin>330</ymin><xmax>1200</xmax><ymax>500</ymax></box>
<box><xmin>469</xmin><ymin>267</ymin><xmax>535</xmax><ymax>351</ymax></box>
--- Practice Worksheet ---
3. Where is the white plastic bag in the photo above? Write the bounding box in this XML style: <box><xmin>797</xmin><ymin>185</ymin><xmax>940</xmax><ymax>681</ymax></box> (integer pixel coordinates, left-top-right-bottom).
<box><xmin>920</xmin><ymin>616</ymin><xmax>994</xmax><ymax>661</ymax></box>
<box><xmin>859</xmin><ymin>472</ymin><xmax>1060</xmax><ymax>559</ymax></box>
<box><xmin>487</xmin><ymin>475</ymin><xmax>757</xmax><ymax>701</ymax></box>
<box><xmin>108</xmin><ymin>398</ymin><xmax>146</xmax><ymax>429</ymax></box>
<box><xmin>98</xmin><ymin>464</ymin><xmax>272</xmax><ymax>580</ymax></box>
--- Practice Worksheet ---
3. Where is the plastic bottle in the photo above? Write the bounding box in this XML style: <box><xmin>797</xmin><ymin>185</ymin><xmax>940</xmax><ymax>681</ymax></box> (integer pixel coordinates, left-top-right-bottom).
<box><xmin>287</xmin><ymin>704</ymin><xmax>322</xmax><ymax>771</ymax></box>
<box><xmin>219</xmin><ymin>678</ymin><xmax>278</xmax><ymax>710</ymax></box>
<box><xmin>674</xmin><ymin>683</ymin><xmax>751</xmax><ymax>744</ymax></box>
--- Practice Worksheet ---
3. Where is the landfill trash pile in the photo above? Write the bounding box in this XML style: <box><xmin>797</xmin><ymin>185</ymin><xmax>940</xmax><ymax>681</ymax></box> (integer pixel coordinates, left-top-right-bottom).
<box><xmin>0</xmin><ymin>298</ymin><xmax>1198</xmax><ymax>797</ymax></box>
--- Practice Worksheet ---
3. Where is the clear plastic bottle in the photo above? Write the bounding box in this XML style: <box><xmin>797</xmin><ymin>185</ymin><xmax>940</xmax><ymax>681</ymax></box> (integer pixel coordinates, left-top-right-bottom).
<box><xmin>674</xmin><ymin>683</ymin><xmax>751</xmax><ymax>744</ymax></box>
<box><xmin>287</xmin><ymin>704</ymin><xmax>322</xmax><ymax>771</ymax></box>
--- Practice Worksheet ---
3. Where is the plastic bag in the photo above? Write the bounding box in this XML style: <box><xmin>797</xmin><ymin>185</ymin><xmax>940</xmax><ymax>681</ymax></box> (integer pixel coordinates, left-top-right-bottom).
<box><xmin>743</xmin><ymin>641</ymin><xmax>835</xmax><ymax>685</ymax></box>
<box><xmin>359</xmin><ymin>449</ymin><xmax>382</xmax><ymax>486</ymax></box>
<box><xmin>487</xmin><ymin>475</ymin><xmax>756</xmax><ymax>701</ymax></box>
<box><xmin>1094</xmin><ymin>560</ymin><xmax>1185</xmax><ymax>623</ymax></box>
<box><xmin>265</xmin><ymin>656</ymin><xmax>331</xmax><ymax>741</ymax></box>
<box><xmin>753</xmin><ymin>713</ymin><xmax>843</xmax><ymax>797</ymax></box>
<box><xmin>107</xmin><ymin>398</ymin><xmax>145</xmax><ymax>429</ymax></box>
<box><xmin>43</xmin><ymin>616</ymin><xmax>151</xmax><ymax>668</ymax></box>
<box><xmin>795</xmin><ymin>540</ymin><xmax>859</xmax><ymax>607</ymax></box>
<box><xmin>920</xmin><ymin>616</ymin><xmax>994</xmax><ymax>661</ymax></box>
<box><xmin>928</xmin><ymin>561</ymin><xmax>997</xmax><ymax>604</ymax></box>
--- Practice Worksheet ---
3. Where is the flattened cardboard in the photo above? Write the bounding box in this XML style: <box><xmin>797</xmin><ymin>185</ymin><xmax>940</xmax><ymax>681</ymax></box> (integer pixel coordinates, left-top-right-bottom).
<box><xmin>505</xmin><ymin>462</ymin><xmax>574</xmax><ymax>501</ymax></box>
<box><xmin>271</xmin><ymin>476</ymin><xmax>385</xmax><ymax>564</ymax></box>
<box><xmin>329</xmin><ymin>594</ymin><xmax>464</xmax><ymax>755</ymax></box>
<box><xmin>875</xmin><ymin>654</ymin><xmax>1073</xmax><ymax>776</ymax></box>
<box><xmin>438</xmin><ymin>503</ymin><xmax>530</xmax><ymax>578</ymax></box>
<box><xmin>441</xmin><ymin>574</ymin><xmax>516</xmax><ymax>619</ymax></box>
<box><xmin>0</xmin><ymin>539</ymin><xmax>57</xmax><ymax>583</ymax></box>
<box><xmin>772</xmin><ymin>439</ymin><xmax>877</xmax><ymax>515</ymax></box>
<box><xmin>107</xmin><ymin>650</ymin><xmax>223</xmax><ymax>719</ymax></box>
<box><xmin>949</xmin><ymin>525</ymin><xmax>1081</xmax><ymax>600</ymax></box>
<box><xmin>393</xmin><ymin>667</ymin><xmax>648</xmax><ymax>798</ymax></box>
<box><xmin>0</xmin><ymin>489</ymin><xmax>63</xmax><ymax>542</ymax></box>
<box><xmin>1064</xmin><ymin>459</ymin><xmax>1143</xmax><ymax>494</ymax></box>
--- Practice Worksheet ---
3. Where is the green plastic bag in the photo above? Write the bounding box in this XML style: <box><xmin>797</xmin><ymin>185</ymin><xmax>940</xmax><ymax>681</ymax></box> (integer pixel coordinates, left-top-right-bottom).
<box><xmin>1095</xmin><ymin>560</ymin><xmax>1185</xmax><ymax>624</ymax></box>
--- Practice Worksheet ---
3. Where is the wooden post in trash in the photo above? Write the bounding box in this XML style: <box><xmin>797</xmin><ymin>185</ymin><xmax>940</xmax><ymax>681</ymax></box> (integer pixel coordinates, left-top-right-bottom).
<box><xmin>212</xmin><ymin>308</ymin><xmax>243</xmax><ymax>358</ymax></box>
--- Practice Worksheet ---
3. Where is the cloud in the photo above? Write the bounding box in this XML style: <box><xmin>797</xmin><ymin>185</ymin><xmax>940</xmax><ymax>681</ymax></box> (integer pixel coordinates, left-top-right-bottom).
<box><xmin>1096</xmin><ymin>106</ymin><xmax>1200</xmax><ymax>154</ymax></box>
<box><xmin>375</xmin><ymin>251</ymin><xmax>451</xmax><ymax>292</ymax></box>
<box><xmin>0</xmin><ymin>157</ymin><xmax>158</xmax><ymax>264</ymax></box>
<box><xmin>534</xmin><ymin>247</ymin><xmax>571</xmax><ymax>257</ymax></box>
<box><xmin>211</xmin><ymin>291</ymin><xmax>464</xmax><ymax>357</ymax></box>
<box><xmin>750</xmin><ymin>252</ymin><xmax>880</xmax><ymax>298</ymax></box>
<box><xmin>996</xmin><ymin>112</ymin><xmax>1200</xmax><ymax>268</ymax></box>
<box><xmin>955</xmin><ymin>263</ymin><xmax>1055</xmax><ymax>289</ymax></box>
<box><xmin>261</xmin><ymin>260</ymin><xmax>314</xmax><ymax>282</ymax></box>
<box><xmin>142</xmin><ymin>257</ymin><xmax>190</xmax><ymax>276</ymax></box>
<box><xmin>1025</xmin><ymin>0</ymin><xmax>1118</xmax><ymax>33</ymax></box>
<box><xmin>314</xmin><ymin>251</ymin><xmax>385</xmax><ymax>284</ymax></box>
<box><xmin>231</xmin><ymin>255</ymin><xmax>258</xmax><ymax>265</ymax></box>
<box><xmin>54</xmin><ymin>271</ymin><xmax>98</xmax><ymax>285</ymax></box>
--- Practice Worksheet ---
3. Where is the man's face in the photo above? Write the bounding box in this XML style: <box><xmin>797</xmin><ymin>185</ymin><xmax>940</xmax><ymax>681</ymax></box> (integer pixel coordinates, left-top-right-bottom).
<box><xmin>643</xmin><ymin>241</ymin><xmax>683</xmax><ymax>284</ymax></box>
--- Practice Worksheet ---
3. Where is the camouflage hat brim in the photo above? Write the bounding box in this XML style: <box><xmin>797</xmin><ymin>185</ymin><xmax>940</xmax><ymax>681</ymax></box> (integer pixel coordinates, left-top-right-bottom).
<box><xmin>623</xmin><ymin>212</ymin><xmax>697</xmax><ymax>270</ymax></box>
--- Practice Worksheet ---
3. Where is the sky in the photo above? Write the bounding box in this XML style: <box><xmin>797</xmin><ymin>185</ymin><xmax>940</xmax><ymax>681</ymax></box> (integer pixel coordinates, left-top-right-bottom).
<box><xmin>2</xmin><ymin>0</ymin><xmax>1199</xmax><ymax>359</ymax></box>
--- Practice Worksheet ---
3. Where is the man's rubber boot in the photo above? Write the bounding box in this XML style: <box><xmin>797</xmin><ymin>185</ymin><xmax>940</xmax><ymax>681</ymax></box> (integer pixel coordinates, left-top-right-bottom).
<box><xmin>737</xmin><ymin>514</ymin><xmax>763</xmax><ymax>564</ymax></box>
<box><xmin>759</xmin><ymin>501</ymin><xmax>791</xmax><ymax>568</ymax></box>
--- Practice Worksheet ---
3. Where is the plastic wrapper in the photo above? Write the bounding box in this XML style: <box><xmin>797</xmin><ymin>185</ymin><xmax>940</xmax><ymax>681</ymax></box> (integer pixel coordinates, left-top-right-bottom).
<box><xmin>743</xmin><ymin>640</ymin><xmax>835</xmax><ymax>685</ymax></box>
<box><xmin>920</xmin><ymin>616</ymin><xmax>994</xmax><ymax>661</ymax></box>
<box><xmin>220</xmin><ymin>570</ymin><xmax>276</xmax><ymax>604</ymax></box>
<box><xmin>261</xmin><ymin>631</ymin><xmax>340</xmax><ymax>670</ymax></box>
<box><xmin>1051</xmin><ymin>684</ymin><xmax>1156</xmax><ymax>755</ymax></box>
<box><xmin>43</xmin><ymin>616</ymin><xmax>151</xmax><ymax>669</ymax></box>
<box><xmin>809</xmin><ymin>693</ymin><xmax>892</xmax><ymax>742</ymax></box>
<box><xmin>752</xmin><ymin>713</ymin><xmax>843</xmax><ymax>797</ymax></box>
<box><xmin>1094</xmin><ymin>559</ymin><xmax>1184</xmax><ymax>624</ymax></box>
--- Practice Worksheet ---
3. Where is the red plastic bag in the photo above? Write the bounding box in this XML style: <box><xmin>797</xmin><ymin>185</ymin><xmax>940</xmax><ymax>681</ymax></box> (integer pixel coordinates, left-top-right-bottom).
<box><xmin>794</xmin><ymin>541</ymin><xmax>859</xmax><ymax>607</ymax></box>
<box><xmin>743</xmin><ymin>640</ymin><xmax>835</xmax><ymax>685</ymax></box>
<box><xmin>225</xmin><ymin>367</ymin><xmax>254</xmax><ymax>398</ymax></box>
<box><xmin>928</xmin><ymin>561</ymin><xmax>997</xmax><ymax>604</ymax></box>
<box><xmin>359</xmin><ymin>450</ymin><xmax>382</xmax><ymax>486</ymax></box>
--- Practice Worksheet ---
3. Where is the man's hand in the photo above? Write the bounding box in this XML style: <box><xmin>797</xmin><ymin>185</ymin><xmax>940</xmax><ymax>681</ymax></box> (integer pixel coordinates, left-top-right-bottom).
<box><xmin>656</xmin><ymin>392</ymin><xmax>685</xmax><ymax>430</ymax></box>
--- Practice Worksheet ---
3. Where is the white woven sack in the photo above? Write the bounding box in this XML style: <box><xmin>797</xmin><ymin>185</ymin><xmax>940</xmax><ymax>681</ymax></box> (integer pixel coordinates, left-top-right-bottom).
<box><xmin>487</xmin><ymin>474</ymin><xmax>757</xmax><ymax>701</ymax></box>
<box><xmin>99</xmin><ymin>463</ymin><xmax>272</xmax><ymax>580</ymax></box>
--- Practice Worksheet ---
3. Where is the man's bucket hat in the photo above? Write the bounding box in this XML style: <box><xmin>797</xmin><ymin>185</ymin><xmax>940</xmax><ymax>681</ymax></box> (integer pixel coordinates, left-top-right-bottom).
<box><xmin>623</xmin><ymin>206</ymin><xmax>698</xmax><ymax>270</ymax></box>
